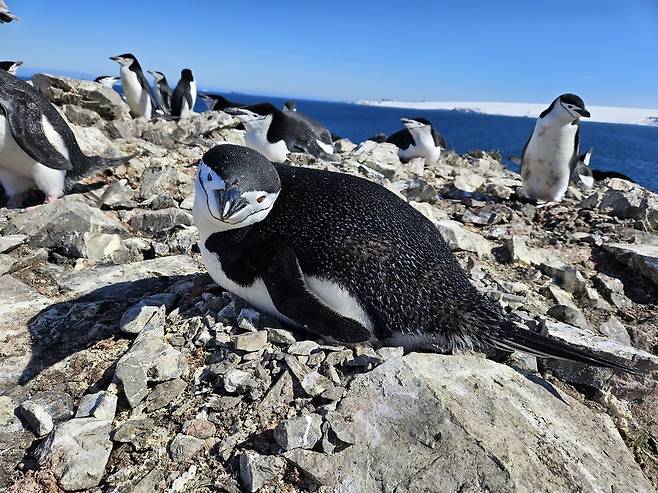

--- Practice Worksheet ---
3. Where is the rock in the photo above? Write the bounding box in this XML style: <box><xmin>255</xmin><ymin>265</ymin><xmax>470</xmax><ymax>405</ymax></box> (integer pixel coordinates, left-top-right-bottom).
<box><xmin>36</xmin><ymin>417</ymin><xmax>112</xmax><ymax>491</ymax></box>
<box><xmin>182</xmin><ymin>419</ymin><xmax>216</xmax><ymax>439</ymax></box>
<box><xmin>139</xmin><ymin>166</ymin><xmax>188</xmax><ymax>199</ymax></box>
<box><xmin>239</xmin><ymin>450</ymin><xmax>286</xmax><ymax>493</ymax></box>
<box><xmin>544</xmin><ymin>285</ymin><xmax>578</xmax><ymax>309</ymax></box>
<box><xmin>284</xmin><ymin>354</ymin><xmax>653</xmax><ymax>492</ymax></box>
<box><xmin>452</xmin><ymin>171</ymin><xmax>486</xmax><ymax>193</ymax></box>
<box><xmin>112</xmin><ymin>418</ymin><xmax>154</xmax><ymax>444</ymax></box>
<box><xmin>83</xmin><ymin>232</ymin><xmax>130</xmax><ymax>263</ymax></box>
<box><xmin>115</xmin><ymin>321</ymin><xmax>186</xmax><ymax>407</ymax></box>
<box><xmin>285</xmin><ymin>356</ymin><xmax>335</xmax><ymax>397</ymax></box>
<box><xmin>128</xmin><ymin>208</ymin><xmax>193</xmax><ymax>235</ymax></box>
<box><xmin>233</xmin><ymin>330</ymin><xmax>268</xmax><ymax>352</ymax></box>
<box><xmin>436</xmin><ymin>220</ymin><xmax>492</xmax><ymax>257</ymax></box>
<box><xmin>0</xmin><ymin>234</ymin><xmax>27</xmax><ymax>253</ymax></box>
<box><xmin>583</xmin><ymin>179</ymin><xmax>658</xmax><ymax>231</ymax></box>
<box><xmin>592</xmin><ymin>272</ymin><xmax>631</xmax><ymax>310</ymax></box>
<box><xmin>169</xmin><ymin>433</ymin><xmax>204</xmax><ymax>462</ymax></box>
<box><xmin>62</xmin><ymin>104</ymin><xmax>102</xmax><ymax>127</ymax></box>
<box><xmin>105</xmin><ymin>117</ymin><xmax>149</xmax><ymax>139</ymax></box>
<box><xmin>287</xmin><ymin>340</ymin><xmax>320</xmax><ymax>356</ymax></box>
<box><xmin>70</xmin><ymin>124</ymin><xmax>122</xmax><ymax>157</ymax></box>
<box><xmin>120</xmin><ymin>302</ymin><xmax>166</xmax><ymax>335</ymax></box>
<box><xmin>599</xmin><ymin>316</ymin><xmax>632</xmax><ymax>346</ymax></box>
<box><xmin>32</xmin><ymin>73</ymin><xmax>130</xmax><ymax>120</ymax></box>
<box><xmin>333</xmin><ymin>139</ymin><xmax>356</xmax><ymax>154</ymax></box>
<box><xmin>18</xmin><ymin>391</ymin><xmax>74</xmax><ymax>436</ymax></box>
<box><xmin>352</xmin><ymin>141</ymin><xmax>403</xmax><ymax>180</ymax></box>
<box><xmin>376</xmin><ymin>346</ymin><xmax>405</xmax><ymax>360</ymax></box>
<box><xmin>546</xmin><ymin>304</ymin><xmax>589</xmax><ymax>329</ymax></box>
<box><xmin>267</xmin><ymin>328</ymin><xmax>297</xmax><ymax>345</ymax></box>
<box><xmin>145</xmin><ymin>378</ymin><xmax>187</xmax><ymax>412</ymax></box>
<box><xmin>274</xmin><ymin>413</ymin><xmax>323</xmax><ymax>451</ymax></box>
<box><xmin>223</xmin><ymin>369</ymin><xmax>258</xmax><ymax>394</ymax></box>
<box><xmin>604</xmin><ymin>242</ymin><xmax>658</xmax><ymax>287</ymax></box>
<box><xmin>97</xmin><ymin>179</ymin><xmax>137</xmax><ymax>209</ymax></box>
<box><xmin>75</xmin><ymin>391</ymin><xmax>118</xmax><ymax>421</ymax></box>
<box><xmin>5</xmin><ymin>194</ymin><xmax>126</xmax><ymax>258</ymax></box>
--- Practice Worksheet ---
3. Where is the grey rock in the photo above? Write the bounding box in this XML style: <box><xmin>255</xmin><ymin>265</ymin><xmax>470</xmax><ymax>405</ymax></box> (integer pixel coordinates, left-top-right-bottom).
<box><xmin>146</xmin><ymin>378</ymin><xmax>187</xmax><ymax>412</ymax></box>
<box><xmin>285</xmin><ymin>356</ymin><xmax>335</xmax><ymax>397</ymax></box>
<box><xmin>32</xmin><ymin>73</ymin><xmax>130</xmax><ymax>120</ymax></box>
<box><xmin>97</xmin><ymin>179</ymin><xmax>137</xmax><ymax>209</ymax></box>
<box><xmin>592</xmin><ymin>272</ymin><xmax>631</xmax><ymax>309</ymax></box>
<box><xmin>139</xmin><ymin>166</ymin><xmax>188</xmax><ymax>199</ymax></box>
<box><xmin>239</xmin><ymin>450</ymin><xmax>286</xmax><ymax>492</ymax></box>
<box><xmin>0</xmin><ymin>234</ymin><xmax>27</xmax><ymax>253</ymax></box>
<box><xmin>274</xmin><ymin>413</ymin><xmax>323</xmax><ymax>451</ymax></box>
<box><xmin>62</xmin><ymin>104</ymin><xmax>102</xmax><ymax>127</ymax></box>
<box><xmin>120</xmin><ymin>302</ymin><xmax>166</xmax><ymax>335</ymax></box>
<box><xmin>376</xmin><ymin>346</ymin><xmax>405</xmax><ymax>360</ymax></box>
<box><xmin>5</xmin><ymin>194</ymin><xmax>126</xmax><ymax>258</ymax></box>
<box><xmin>284</xmin><ymin>354</ymin><xmax>653</xmax><ymax>492</ymax></box>
<box><xmin>267</xmin><ymin>328</ymin><xmax>297</xmax><ymax>345</ymax></box>
<box><xmin>233</xmin><ymin>330</ymin><xmax>268</xmax><ymax>352</ymax></box>
<box><xmin>583</xmin><ymin>179</ymin><xmax>658</xmax><ymax>231</ymax></box>
<box><xmin>287</xmin><ymin>340</ymin><xmax>320</xmax><ymax>356</ymax></box>
<box><xmin>546</xmin><ymin>304</ymin><xmax>589</xmax><ymax>330</ymax></box>
<box><xmin>129</xmin><ymin>208</ymin><xmax>193</xmax><ymax>235</ymax></box>
<box><xmin>604</xmin><ymin>242</ymin><xmax>658</xmax><ymax>287</ymax></box>
<box><xmin>436</xmin><ymin>220</ymin><xmax>492</xmax><ymax>257</ymax></box>
<box><xmin>182</xmin><ymin>419</ymin><xmax>216</xmax><ymax>439</ymax></box>
<box><xmin>599</xmin><ymin>316</ymin><xmax>632</xmax><ymax>346</ymax></box>
<box><xmin>333</xmin><ymin>138</ymin><xmax>357</xmax><ymax>154</ymax></box>
<box><xmin>223</xmin><ymin>369</ymin><xmax>258</xmax><ymax>394</ymax></box>
<box><xmin>169</xmin><ymin>433</ymin><xmax>204</xmax><ymax>462</ymax></box>
<box><xmin>18</xmin><ymin>391</ymin><xmax>74</xmax><ymax>436</ymax></box>
<box><xmin>75</xmin><ymin>391</ymin><xmax>117</xmax><ymax>421</ymax></box>
<box><xmin>36</xmin><ymin>417</ymin><xmax>112</xmax><ymax>491</ymax></box>
<box><xmin>105</xmin><ymin>117</ymin><xmax>149</xmax><ymax>139</ymax></box>
<box><xmin>112</xmin><ymin>417</ymin><xmax>154</xmax><ymax>444</ymax></box>
<box><xmin>325</xmin><ymin>411</ymin><xmax>356</xmax><ymax>445</ymax></box>
<box><xmin>352</xmin><ymin>141</ymin><xmax>403</xmax><ymax>180</ymax></box>
<box><xmin>83</xmin><ymin>232</ymin><xmax>130</xmax><ymax>262</ymax></box>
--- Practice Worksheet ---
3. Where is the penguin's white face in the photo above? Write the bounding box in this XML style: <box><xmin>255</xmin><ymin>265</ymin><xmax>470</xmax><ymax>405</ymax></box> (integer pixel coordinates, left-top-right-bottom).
<box><xmin>401</xmin><ymin>118</ymin><xmax>426</xmax><ymax>130</ymax></box>
<box><xmin>193</xmin><ymin>160</ymin><xmax>279</xmax><ymax>232</ymax></box>
<box><xmin>110</xmin><ymin>56</ymin><xmax>134</xmax><ymax>67</ymax></box>
<box><xmin>228</xmin><ymin>108</ymin><xmax>270</xmax><ymax>130</ymax></box>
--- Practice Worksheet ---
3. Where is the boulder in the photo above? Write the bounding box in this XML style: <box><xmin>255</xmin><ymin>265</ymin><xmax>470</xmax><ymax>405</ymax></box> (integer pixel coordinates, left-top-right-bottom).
<box><xmin>436</xmin><ymin>220</ymin><xmax>492</xmax><ymax>257</ymax></box>
<box><xmin>604</xmin><ymin>242</ymin><xmax>658</xmax><ymax>287</ymax></box>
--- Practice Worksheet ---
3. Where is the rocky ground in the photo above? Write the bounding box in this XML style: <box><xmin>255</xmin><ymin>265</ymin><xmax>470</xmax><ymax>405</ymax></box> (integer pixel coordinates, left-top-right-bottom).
<box><xmin>0</xmin><ymin>74</ymin><xmax>657</xmax><ymax>492</ymax></box>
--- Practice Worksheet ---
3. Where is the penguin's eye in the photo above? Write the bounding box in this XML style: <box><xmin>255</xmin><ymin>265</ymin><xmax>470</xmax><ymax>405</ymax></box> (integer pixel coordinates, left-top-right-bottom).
<box><xmin>207</xmin><ymin>173</ymin><xmax>213</xmax><ymax>182</ymax></box>
<box><xmin>257</xmin><ymin>195</ymin><xmax>266</xmax><ymax>204</ymax></box>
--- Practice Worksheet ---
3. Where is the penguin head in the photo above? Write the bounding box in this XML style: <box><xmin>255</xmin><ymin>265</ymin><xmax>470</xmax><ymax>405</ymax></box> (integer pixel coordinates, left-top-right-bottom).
<box><xmin>580</xmin><ymin>148</ymin><xmax>593</xmax><ymax>167</ymax></box>
<box><xmin>543</xmin><ymin>94</ymin><xmax>590</xmax><ymax>123</ymax></box>
<box><xmin>401</xmin><ymin>117</ymin><xmax>432</xmax><ymax>131</ymax></box>
<box><xmin>110</xmin><ymin>53</ymin><xmax>136</xmax><ymax>67</ymax></box>
<box><xmin>94</xmin><ymin>75</ymin><xmax>118</xmax><ymax>85</ymax></box>
<box><xmin>193</xmin><ymin>144</ymin><xmax>281</xmax><ymax>232</ymax></box>
<box><xmin>283</xmin><ymin>101</ymin><xmax>297</xmax><ymax>111</ymax></box>
<box><xmin>148</xmin><ymin>70</ymin><xmax>166</xmax><ymax>82</ymax></box>
<box><xmin>225</xmin><ymin>103</ymin><xmax>278</xmax><ymax>131</ymax></box>
<box><xmin>0</xmin><ymin>60</ymin><xmax>22</xmax><ymax>75</ymax></box>
<box><xmin>181</xmin><ymin>69</ymin><xmax>194</xmax><ymax>81</ymax></box>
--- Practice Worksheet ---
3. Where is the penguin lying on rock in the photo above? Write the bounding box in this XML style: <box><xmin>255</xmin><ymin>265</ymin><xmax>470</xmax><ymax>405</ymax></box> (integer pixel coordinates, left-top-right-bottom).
<box><xmin>0</xmin><ymin>60</ymin><xmax>22</xmax><ymax>76</ymax></box>
<box><xmin>0</xmin><ymin>69</ymin><xmax>136</xmax><ymax>207</ymax></box>
<box><xmin>193</xmin><ymin>144</ymin><xmax>637</xmax><ymax>373</ymax></box>
<box><xmin>386</xmin><ymin>117</ymin><xmax>446</xmax><ymax>165</ymax></box>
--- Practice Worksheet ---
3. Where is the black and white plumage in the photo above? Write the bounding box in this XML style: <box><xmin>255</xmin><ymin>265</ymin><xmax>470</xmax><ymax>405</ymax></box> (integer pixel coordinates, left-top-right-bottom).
<box><xmin>283</xmin><ymin>101</ymin><xmax>297</xmax><ymax>112</ymax></box>
<box><xmin>171</xmin><ymin>69</ymin><xmax>196</xmax><ymax>118</ymax></box>
<box><xmin>0</xmin><ymin>69</ymin><xmax>135</xmax><ymax>206</ymax></box>
<box><xmin>192</xmin><ymin>144</ymin><xmax>636</xmax><ymax>372</ymax></box>
<box><xmin>521</xmin><ymin>94</ymin><xmax>590</xmax><ymax>203</ymax></box>
<box><xmin>224</xmin><ymin>103</ymin><xmax>336</xmax><ymax>163</ymax></box>
<box><xmin>0</xmin><ymin>60</ymin><xmax>22</xmax><ymax>75</ymax></box>
<box><xmin>199</xmin><ymin>93</ymin><xmax>243</xmax><ymax>112</ymax></box>
<box><xmin>0</xmin><ymin>0</ymin><xmax>18</xmax><ymax>23</ymax></box>
<box><xmin>110</xmin><ymin>53</ymin><xmax>153</xmax><ymax>119</ymax></box>
<box><xmin>386</xmin><ymin>117</ymin><xmax>446</xmax><ymax>164</ymax></box>
<box><xmin>147</xmin><ymin>70</ymin><xmax>172</xmax><ymax>114</ymax></box>
<box><xmin>570</xmin><ymin>149</ymin><xmax>594</xmax><ymax>190</ymax></box>
<box><xmin>94</xmin><ymin>75</ymin><xmax>119</xmax><ymax>88</ymax></box>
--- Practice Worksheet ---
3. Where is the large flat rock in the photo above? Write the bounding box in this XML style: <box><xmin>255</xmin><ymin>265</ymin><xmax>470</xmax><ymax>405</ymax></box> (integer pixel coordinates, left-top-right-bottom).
<box><xmin>285</xmin><ymin>354</ymin><xmax>652</xmax><ymax>492</ymax></box>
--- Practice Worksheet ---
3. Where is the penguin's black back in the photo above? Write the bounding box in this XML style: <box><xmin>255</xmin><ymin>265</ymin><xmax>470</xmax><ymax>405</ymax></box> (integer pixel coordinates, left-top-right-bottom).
<box><xmin>209</xmin><ymin>164</ymin><xmax>500</xmax><ymax>347</ymax></box>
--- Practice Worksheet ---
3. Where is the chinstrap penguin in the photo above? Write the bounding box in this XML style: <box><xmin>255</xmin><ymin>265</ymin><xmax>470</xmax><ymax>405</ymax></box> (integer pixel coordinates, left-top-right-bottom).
<box><xmin>521</xmin><ymin>93</ymin><xmax>590</xmax><ymax>204</ymax></box>
<box><xmin>0</xmin><ymin>0</ymin><xmax>18</xmax><ymax>23</ymax></box>
<box><xmin>171</xmin><ymin>69</ymin><xmax>197</xmax><ymax>118</ymax></box>
<box><xmin>192</xmin><ymin>144</ymin><xmax>636</xmax><ymax>373</ymax></box>
<box><xmin>283</xmin><ymin>101</ymin><xmax>297</xmax><ymax>112</ymax></box>
<box><xmin>386</xmin><ymin>117</ymin><xmax>446</xmax><ymax>165</ymax></box>
<box><xmin>110</xmin><ymin>53</ymin><xmax>153</xmax><ymax>119</ymax></box>
<box><xmin>570</xmin><ymin>149</ymin><xmax>594</xmax><ymax>190</ymax></box>
<box><xmin>225</xmin><ymin>103</ymin><xmax>336</xmax><ymax>163</ymax></box>
<box><xmin>0</xmin><ymin>69</ymin><xmax>135</xmax><ymax>206</ymax></box>
<box><xmin>0</xmin><ymin>60</ymin><xmax>22</xmax><ymax>75</ymax></box>
<box><xmin>199</xmin><ymin>93</ymin><xmax>243</xmax><ymax>112</ymax></box>
<box><xmin>148</xmin><ymin>70</ymin><xmax>172</xmax><ymax>114</ymax></box>
<box><xmin>94</xmin><ymin>75</ymin><xmax>120</xmax><ymax>88</ymax></box>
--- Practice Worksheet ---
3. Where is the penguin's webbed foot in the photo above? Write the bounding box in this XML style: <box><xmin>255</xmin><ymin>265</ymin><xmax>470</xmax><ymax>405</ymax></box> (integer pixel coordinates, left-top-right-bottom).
<box><xmin>43</xmin><ymin>194</ymin><xmax>59</xmax><ymax>204</ymax></box>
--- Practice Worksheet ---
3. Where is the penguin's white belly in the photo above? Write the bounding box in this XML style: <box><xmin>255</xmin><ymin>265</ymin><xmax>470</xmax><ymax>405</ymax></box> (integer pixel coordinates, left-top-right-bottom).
<box><xmin>245</xmin><ymin>132</ymin><xmax>289</xmax><ymax>163</ymax></box>
<box><xmin>121</xmin><ymin>68</ymin><xmax>151</xmax><ymax>118</ymax></box>
<box><xmin>0</xmin><ymin>115</ymin><xmax>66</xmax><ymax>197</ymax></box>
<box><xmin>522</xmin><ymin>126</ymin><xmax>575</xmax><ymax>202</ymax></box>
<box><xmin>398</xmin><ymin>140</ymin><xmax>440</xmax><ymax>164</ymax></box>
<box><xmin>199</xmin><ymin>243</ymin><xmax>374</xmax><ymax>331</ymax></box>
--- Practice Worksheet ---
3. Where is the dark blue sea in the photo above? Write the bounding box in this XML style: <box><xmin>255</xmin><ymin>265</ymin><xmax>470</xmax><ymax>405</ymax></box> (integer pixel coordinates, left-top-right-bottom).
<box><xmin>198</xmin><ymin>92</ymin><xmax>658</xmax><ymax>193</ymax></box>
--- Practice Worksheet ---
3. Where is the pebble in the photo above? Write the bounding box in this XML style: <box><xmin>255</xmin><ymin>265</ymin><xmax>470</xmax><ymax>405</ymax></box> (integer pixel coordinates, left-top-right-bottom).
<box><xmin>273</xmin><ymin>413</ymin><xmax>323</xmax><ymax>451</ymax></box>
<box><xmin>233</xmin><ymin>330</ymin><xmax>268</xmax><ymax>352</ymax></box>
<box><xmin>169</xmin><ymin>433</ymin><xmax>205</xmax><ymax>462</ymax></box>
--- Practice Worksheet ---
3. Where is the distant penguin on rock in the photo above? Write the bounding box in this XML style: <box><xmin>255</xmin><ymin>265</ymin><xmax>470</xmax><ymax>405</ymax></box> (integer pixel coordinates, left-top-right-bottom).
<box><xmin>283</xmin><ymin>101</ymin><xmax>297</xmax><ymax>112</ymax></box>
<box><xmin>94</xmin><ymin>75</ymin><xmax>119</xmax><ymax>88</ymax></box>
<box><xmin>0</xmin><ymin>60</ymin><xmax>22</xmax><ymax>75</ymax></box>
<box><xmin>570</xmin><ymin>149</ymin><xmax>594</xmax><ymax>190</ymax></box>
<box><xmin>521</xmin><ymin>93</ymin><xmax>590</xmax><ymax>204</ymax></box>
<box><xmin>171</xmin><ymin>69</ymin><xmax>197</xmax><ymax>118</ymax></box>
<box><xmin>0</xmin><ymin>0</ymin><xmax>18</xmax><ymax>23</ymax></box>
<box><xmin>192</xmin><ymin>143</ymin><xmax>637</xmax><ymax>374</ymax></box>
<box><xmin>199</xmin><ymin>93</ymin><xmax>243</xmax><ymax>112</ymax></box>
<box><xmin>225</xmin><ymin>103</ymin><xmax>336</xmax><ymax>163</ymax></box>
<box><xmin>386</xmin><ymin>117</ymin><xmax>446</xmax><ymax>165</ymax></box>
<box><xmin>0</xmin><ymin>69</ymin><xmax>135</xmax><ymax>206</ymax></box>
<box><xmin>148</xmin><ymin>70</ymin><xmax>172</xmax><ymax>114</ymax></box>
<box><xmin>110</xmin><ymin>53</ymin><xmax>154</xmax><ymax>119</ymax></box>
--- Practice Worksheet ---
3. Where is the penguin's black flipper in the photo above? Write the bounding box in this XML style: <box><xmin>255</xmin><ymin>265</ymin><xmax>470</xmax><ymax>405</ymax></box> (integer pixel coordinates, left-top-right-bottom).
<box><xmin>251</xmin><ymin>243</ymin><xmax>371</xmax><ymax>343</ymax></box>
<box><xmin>0</xmin><ymin>96</ymin><xmax>72</xmax><ymax>171</ymax></box>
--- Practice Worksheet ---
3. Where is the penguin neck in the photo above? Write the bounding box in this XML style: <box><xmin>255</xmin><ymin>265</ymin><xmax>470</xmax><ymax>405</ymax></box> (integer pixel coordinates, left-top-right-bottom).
<box><xmin>536</xmin><ymin>110</ymin><xmax>575</xmax><ymax>130</ymax></box>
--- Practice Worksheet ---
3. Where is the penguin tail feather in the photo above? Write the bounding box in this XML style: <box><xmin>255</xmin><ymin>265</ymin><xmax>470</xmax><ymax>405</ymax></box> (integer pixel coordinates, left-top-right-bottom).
<box><xmin>484</xmin><ymin>322</ymin><xmax>640</xmax><ymax>374</ymax></box>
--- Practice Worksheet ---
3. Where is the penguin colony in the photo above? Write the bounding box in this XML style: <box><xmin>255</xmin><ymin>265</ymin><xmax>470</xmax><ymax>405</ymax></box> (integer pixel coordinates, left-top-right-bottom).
<box><xmin>0</xmin><ymin>12</ymin><xmax>641</xmax><ymax>374</ymax></box>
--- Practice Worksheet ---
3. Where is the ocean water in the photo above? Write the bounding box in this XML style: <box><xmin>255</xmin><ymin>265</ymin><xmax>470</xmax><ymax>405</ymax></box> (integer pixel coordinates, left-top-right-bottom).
<box><xmin>200</xmin><ymin>92</ymin><xmax>658</xmax><ymax>193</ymax></box>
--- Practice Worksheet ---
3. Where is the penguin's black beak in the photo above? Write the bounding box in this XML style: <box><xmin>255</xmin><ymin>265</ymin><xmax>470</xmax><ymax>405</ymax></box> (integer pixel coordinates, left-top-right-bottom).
<box><xmin>109</xmin><ymin>56</ymin><xmax>118</xmax><ymax>61</ymax></box>
<box><xmin>215</xmin><ymin>185</ymin><xmax>247</xmax><ymax>221</ymax></box>
<box><xmin>577</xmin><ymin>108</ymin><xmax>591</xmax><ymax>118</ymax></box>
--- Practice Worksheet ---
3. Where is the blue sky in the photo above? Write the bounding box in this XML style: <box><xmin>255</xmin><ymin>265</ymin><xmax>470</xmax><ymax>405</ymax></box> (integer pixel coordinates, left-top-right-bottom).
<box><xmin>2</xmin><ymin>1</ymin><xmax>657</xmax><ymax>106</ymax></box>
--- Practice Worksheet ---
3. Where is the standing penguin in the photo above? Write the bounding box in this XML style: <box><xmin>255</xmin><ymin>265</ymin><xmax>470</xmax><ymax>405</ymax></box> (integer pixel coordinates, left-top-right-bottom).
<box><xmin>110</xmin><ymin>53</ymin><xmax>153</xmax><ymax>119</ymax></box>
<box><xmin>386</xmin><ymin>117</ymin><xmax>446</xmax><ymax>165</ymax></box>
<box><xmin>0</xmin><ymin>60</ymin><xmax>22</xmax><ymax>75</ymax></box>
<box><xmin>521</xmin><ymin>94</ymin><xmax>590</xmax><ymax>203</ymax></box>
<box><xmin>171</xmin><ymin>69</ymin><xmax>197</xmax><ymax>118</ymax></box>
<box><xmin>192</xmin><ymin>144</ymin><xmax>636</xmax><ymax>373</ymax></box>
<box><xmin>94</xmin><ymin>75</ymin><xmax>120</xmax><ymax>88</ymax></box>
<box><xmin>225</xmin><ymin>103</ymin><xmax>336</xmax><ymax>162</ymax></box>
<box><xmin>0</xmin><ymin>0</ymin><xmax>18</xmax><ymax>23</ymax></box>
<box><xmin>0</xmin><ymin>69</ymin><xmax>135</xmax><ymax>206</ymax></box>
<box><xmin>148</xmin><ymin>70</ymin><xmax>172</xmax><ymax>114</ymax></box>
